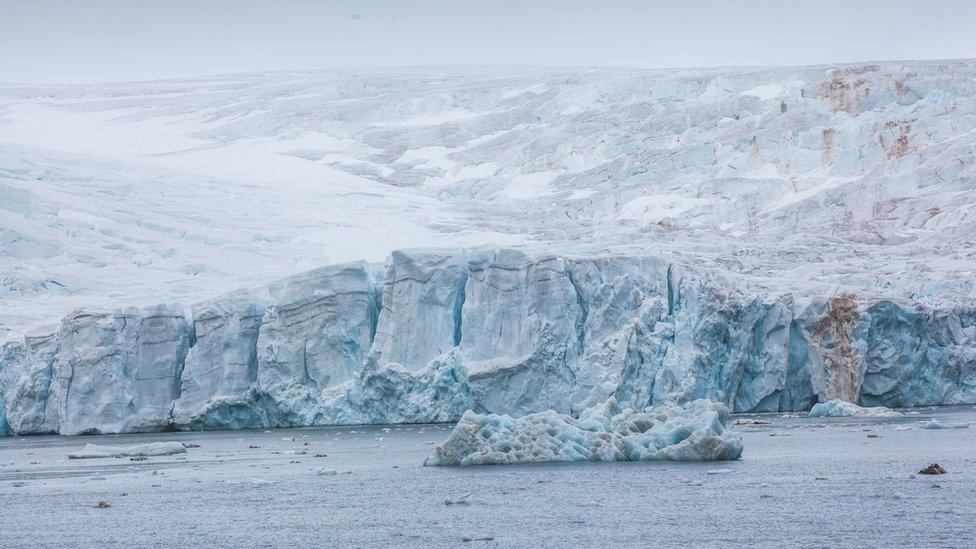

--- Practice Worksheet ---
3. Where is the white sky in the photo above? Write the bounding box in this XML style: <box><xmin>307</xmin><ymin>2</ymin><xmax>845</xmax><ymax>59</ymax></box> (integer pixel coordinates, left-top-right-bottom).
<box><xmin>2</xmin><ymin>0</ymin><xmax>976</xmax><ymax>83</ymax></box>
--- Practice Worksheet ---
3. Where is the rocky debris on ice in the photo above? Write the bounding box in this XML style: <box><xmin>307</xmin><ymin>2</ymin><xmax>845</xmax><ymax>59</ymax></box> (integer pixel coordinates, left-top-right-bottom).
<box><xmin>425</xmin><ymin>399</ymin><xmax>742</xmax><ymax>466</ymax></box>
<box><xmin>918</xmin><ymin>463</ymin><xmax>947</xmax><ymax>475</ymax></box>
<box><xmin>921</xmin><ymin>420</ymin><xmax>970</xmax><ymax>429</ymax></box>
<box><xmin>67</xmin><ymin>441</ymin><xmax>188</xmax><ymax>459</ymax></box>
<box><xmin>808</xmin><ymin>399</ymin><xmax>900</xmax><ymax>418</ymax></box>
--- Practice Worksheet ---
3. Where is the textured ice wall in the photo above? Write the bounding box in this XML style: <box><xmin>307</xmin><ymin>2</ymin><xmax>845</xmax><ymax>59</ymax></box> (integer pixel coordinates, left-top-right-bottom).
<box><xmin>1</xmin><ymin>249</ymin><xmax>974</xmax><ymax>435</ymax></box>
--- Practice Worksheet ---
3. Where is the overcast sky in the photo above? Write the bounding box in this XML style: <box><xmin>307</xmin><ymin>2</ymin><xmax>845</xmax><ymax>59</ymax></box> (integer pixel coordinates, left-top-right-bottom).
<box><xmin>3</xmin><ymin>0</ymin><xmax>976</xmax><ymax>83</ymax></box>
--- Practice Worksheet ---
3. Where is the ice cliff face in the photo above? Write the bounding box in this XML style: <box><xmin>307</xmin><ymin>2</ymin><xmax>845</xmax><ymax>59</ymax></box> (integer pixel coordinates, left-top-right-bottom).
<box><xmin>2</xmin><ymin>248</ymin><xmax>974</xmax><ymax>436</ymax></box>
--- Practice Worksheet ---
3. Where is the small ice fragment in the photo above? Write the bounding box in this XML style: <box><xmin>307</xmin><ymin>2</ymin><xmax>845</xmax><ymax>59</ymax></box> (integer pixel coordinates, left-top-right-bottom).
<box><xmin>921</xmin><ymin>420</ymin><xmax>969</xmax><ymax>429</ymax></box>
<box><xmin>316</xmin><ymin>468</ymin><xmax>338</xmax><ymax>476</ymax></box>
<box><xmin>706</xmin><ymin>469</ymin><xmax>732</xmax><ymax>475</ymax></box>
<box><xmin>444</xmin><ymin>492</ymin><xmax>472</xmax><ymax>505</ymax></box>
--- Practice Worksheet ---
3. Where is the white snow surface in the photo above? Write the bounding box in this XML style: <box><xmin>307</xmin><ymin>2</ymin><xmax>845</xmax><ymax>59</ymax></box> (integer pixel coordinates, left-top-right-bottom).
<box><xmin>2</xmin><ymin>61</ymin><xmax>976</xmax><ymax>436</ymax></box>
<box><xmin>425</xmin><ymin>399</ymin><xmax>743</xmax><ymax>466</ymax></box>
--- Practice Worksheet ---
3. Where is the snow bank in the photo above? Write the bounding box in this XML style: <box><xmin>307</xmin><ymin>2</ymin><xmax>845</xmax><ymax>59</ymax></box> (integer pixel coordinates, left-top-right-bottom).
<box><xmin>808</xmin><ymin>399</ymin><xmax>900</xmax><ymax>418</ymax></box>
<box><xmin>67</xmin><ymin>441</ymin><xmax>188</xmax><ymax>459</ymax></box>
<box><xmin>425</xmin><ymin>399</ymin><xmax>743</xmax><ymax>466</ymax></box>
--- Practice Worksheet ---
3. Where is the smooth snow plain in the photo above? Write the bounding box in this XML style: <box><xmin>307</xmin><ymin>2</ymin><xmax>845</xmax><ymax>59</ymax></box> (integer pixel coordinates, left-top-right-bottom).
<box><xmin>1</xmin><ymin>407</ymin><xmax>974</xmax><ymax>547</ymax></box>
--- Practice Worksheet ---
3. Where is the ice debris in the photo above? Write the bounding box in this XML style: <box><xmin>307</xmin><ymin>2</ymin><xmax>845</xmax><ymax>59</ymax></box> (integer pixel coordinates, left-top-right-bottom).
<box><xmin>808</xmin><ymin>400</ymin><xmax>900</xmax><ymax>418</ymax></box>
<box><xmin>67</xmin><ymin>441</ymin><xmax>188</xmax><ymax>459</ymax></box>
<box><xmin>921</xmin><ymin>420</ymin><xmax>970</xmax><ymax>429</ymax></box>
<box><xmin>425</xmin><ymin>399</ymin><xmax>742</xmax><ymax>466</ymax></box>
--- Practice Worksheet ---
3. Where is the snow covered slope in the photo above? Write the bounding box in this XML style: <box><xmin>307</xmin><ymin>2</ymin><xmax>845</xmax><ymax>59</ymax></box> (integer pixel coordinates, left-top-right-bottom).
<box><xmin>2</xmin><ymin>61</ymin><xmax>976</xmax><ymax>434</ymax></box>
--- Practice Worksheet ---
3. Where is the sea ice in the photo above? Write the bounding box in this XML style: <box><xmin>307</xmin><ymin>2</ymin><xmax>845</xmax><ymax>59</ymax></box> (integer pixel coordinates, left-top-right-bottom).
<box><xmin>425</xmin><ymin>399</ymin><xmax>742</xmax><ymax>466</ymax></box>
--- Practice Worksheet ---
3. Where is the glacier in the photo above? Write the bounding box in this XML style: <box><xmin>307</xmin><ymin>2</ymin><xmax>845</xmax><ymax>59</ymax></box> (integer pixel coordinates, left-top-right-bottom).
<box><xmin>2</xmin><ymin>60</ymin><xmax>976</xmax><ymax>435</ymax></box>
<box><xmin>425</xmin><ymin>399</ymin><xmax>742</xmax><ymax>466</ymax></box>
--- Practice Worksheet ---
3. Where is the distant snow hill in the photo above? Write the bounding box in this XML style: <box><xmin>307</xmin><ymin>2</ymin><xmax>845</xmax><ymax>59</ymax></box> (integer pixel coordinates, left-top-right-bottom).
<box><xmin>1</xmin><ymin>62</ymin><xmax>976</xmax><ymax>435</ymax></box>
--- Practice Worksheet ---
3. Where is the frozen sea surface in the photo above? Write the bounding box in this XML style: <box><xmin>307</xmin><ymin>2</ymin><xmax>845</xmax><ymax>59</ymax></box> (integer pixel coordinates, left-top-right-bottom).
<box><xmin>2</xmin><ymin>407</ymin><xmax>975</xmax><ymax>547</ymax></box>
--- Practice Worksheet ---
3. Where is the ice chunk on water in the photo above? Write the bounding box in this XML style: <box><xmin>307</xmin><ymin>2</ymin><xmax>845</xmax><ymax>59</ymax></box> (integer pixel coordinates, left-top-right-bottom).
<box><xmin>425</xmin><ymin>399</ymin><xmax>742</xmax><ymax>466</ymax></box>
<box><xmin>808</xmin><ymin>399</ymin><xmax>900</xmax><ymax>418</ymax></box>
<box><xmin>67</xmin><ymin>441</ymin><xmax>188</xmax><ymax>459</ymax></box>
<box><xmin>921</xmin><ymin>419</ymin><xmax>970</xmax><ymax>429</ymax></box>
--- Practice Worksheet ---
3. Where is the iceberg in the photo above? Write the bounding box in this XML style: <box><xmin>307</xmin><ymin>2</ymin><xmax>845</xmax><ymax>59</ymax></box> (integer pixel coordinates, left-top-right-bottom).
<box><xmin>425</xmin><ymin>399</ymin><xmax>742</xmax><ymax>466</ymax></box>
<box><xmin>808</xmin><ymin>399</ymin><xmax>901</xmax><ymax>418</ymax></box>
<box><xmin>67</xmin><ymin>441</ymin><xmax>188</xmax><ymax>459</ymax></box>
<box><xmin>920</xmin><ymin>419</ymin><xmax>970</xmax><ymax>429</ymax></box>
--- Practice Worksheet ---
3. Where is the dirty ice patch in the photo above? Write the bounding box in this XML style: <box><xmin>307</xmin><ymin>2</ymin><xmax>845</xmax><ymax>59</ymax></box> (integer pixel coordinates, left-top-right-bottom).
<box><xmin>425</xmin><ymin>399</ymin><xmax>743</xmax><ymax>466</ymax></box>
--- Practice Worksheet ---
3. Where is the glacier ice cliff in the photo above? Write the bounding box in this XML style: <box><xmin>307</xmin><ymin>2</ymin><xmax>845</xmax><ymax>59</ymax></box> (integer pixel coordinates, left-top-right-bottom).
<box><xmin>1</xmin><ymin>247</ymin><xmax>975</xmax><ymax>436</ymax></box>
<box><xmin>424</xmin><ymin>399</ymin><xmax>742</xmax><ymax>466</ymax></box>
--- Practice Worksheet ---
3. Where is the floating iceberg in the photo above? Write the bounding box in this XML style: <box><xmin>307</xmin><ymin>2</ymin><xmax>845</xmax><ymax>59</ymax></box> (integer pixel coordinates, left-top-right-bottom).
<box><xmin>808</xmin><ymin>399</ymin><xmax>900</xmax><ymax>418</ymax></box>
<box><xmin>67</xmin><ymin>441</ymin><xmax>188</xmax><ymax>459</ymax></box>
<box><xmin>425</xmin><ymin>399</ymin><xmax>742</xmax><ymax>466</ymax></box>
<box><xmin>921</xmin><ymin>420</ymin><xmax>970</xmax><ymax>429</ymax></box>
